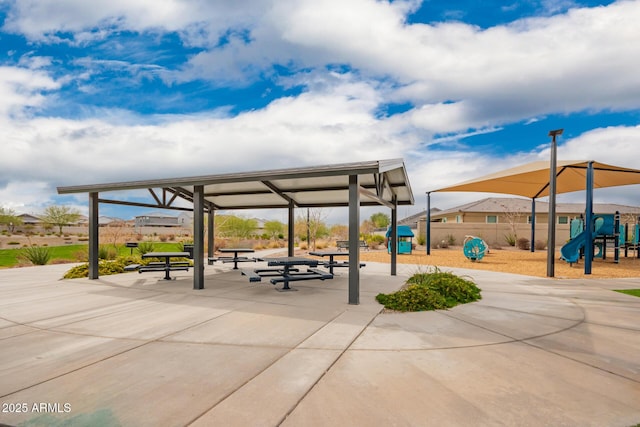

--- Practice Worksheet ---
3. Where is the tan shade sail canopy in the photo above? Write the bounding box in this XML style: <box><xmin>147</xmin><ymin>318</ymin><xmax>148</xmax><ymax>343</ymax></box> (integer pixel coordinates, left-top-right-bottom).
<box><xmin>433</xmin><ymin>160</ymin><xmax>640</xmax><ymax>198</ymax></box>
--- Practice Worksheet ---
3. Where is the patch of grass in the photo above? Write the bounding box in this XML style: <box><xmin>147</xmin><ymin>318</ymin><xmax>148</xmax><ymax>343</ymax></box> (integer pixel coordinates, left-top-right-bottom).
<box><xmin>614</xmin><ymin>289</ymin><xmax>640</xmax><ymax>298</ymax></box>
<box><xmin>376</xmin><ymin>268</ymin><xmax>482</xmax><ymax>312</ymax></box>
<box><xmin>0</xmin><ymin>243</ymin><xmax>184</xmax><ymax>268</ymax></box>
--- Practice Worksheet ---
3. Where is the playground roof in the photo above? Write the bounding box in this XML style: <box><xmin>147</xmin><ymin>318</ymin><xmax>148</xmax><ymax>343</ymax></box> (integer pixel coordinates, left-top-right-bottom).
<box><xmin>431</xmin><ymin>160</ymin><xmax>640</xmax><ymax>199</ymax></box>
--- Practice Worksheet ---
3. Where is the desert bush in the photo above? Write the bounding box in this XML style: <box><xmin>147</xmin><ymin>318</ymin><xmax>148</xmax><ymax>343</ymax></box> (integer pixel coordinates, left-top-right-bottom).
<box><xmin>417</xmin><ymin>235</ymin><xmax>426</xmax><ymax>246</ymax></box>
<box><xmin>534</xmin><ymin>240</ymin><xmax>546</xmax><ymax>250</ymax></box>
<box><xmin>63</xmin><ymin>255</ymin><xmax>141</xmax><ymax>279</ymax></box>
<box><xmin>445</xmin><ymin>234</ymin><xmax>456</xmax><ymax>246</ymax></box>
<box><xmin>267</xmin><ymin>240</ymin><xmax>282</xmax><ymax>249</ymax></box>
<box><xmin>73</xmin><ymin>249</ymin><xmax>89</xmax><ymax>262</ymax></box>
<box><xmin>299</xmin><ymin>242</ymin><xmax>308</xmax><ymax>250</ymax></box>
<box><xmin>159</xmin><ymin>234</ymin><xmax>168</xmax><ymax>242</ymax></box>
<box><xmin>7</xmin><ymin>241</ymin><xmax>20</xmax><ymax>245</ymax></box>
<box><xmin>431</xmin><ymin>238</ymin><xmax>449</xmax><ymax>249</ymax></box>
<box><xmin>504</xmin><ymin>233</ymin><xmax>517</xmax><ymax>247</ymax></box>
<box><xmin>136</xmin><ymin>241</ymin><xmax>155</xmax><ymax>255</ymax></box>
<box><xmin>376</xmin><ymin>269</ymin><xmax>481</xmax><ymax>312</ymax></box>
<box><xmin>516</xmin><ymin>238</ymin><xmax>531</xmax><ymax>250</ymax></box>
<box><xmin>98</xmin><ymin>245</ymin><xmax>118</xmax><ymax>260</ymax></box>
<box><xmin>20</xmin><ymin>245</ymin><xmax>51</xmax><ymax>265</ymax></box>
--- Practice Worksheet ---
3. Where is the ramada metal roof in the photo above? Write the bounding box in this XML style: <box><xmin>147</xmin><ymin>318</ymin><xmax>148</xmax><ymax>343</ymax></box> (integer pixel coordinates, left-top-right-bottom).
<box><xmin>57</xmin><ymin>159</ymin><xmax>415</xmax><ymax>210</ymax></box>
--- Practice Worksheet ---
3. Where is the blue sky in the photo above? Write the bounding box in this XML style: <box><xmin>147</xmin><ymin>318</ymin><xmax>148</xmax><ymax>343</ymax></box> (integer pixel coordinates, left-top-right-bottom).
<box><xmin>1</xmin><ymin>0</ymin><xmax>639</xmax><ymax>223</ymax></box>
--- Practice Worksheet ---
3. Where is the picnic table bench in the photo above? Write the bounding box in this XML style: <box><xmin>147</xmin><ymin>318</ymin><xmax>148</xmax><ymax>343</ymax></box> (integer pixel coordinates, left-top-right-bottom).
<box><xmin>138</xmin><ymin>251</ymin><xmax>192</xmax><ymax>280</ymax></box>
<box><xmin>241</xmin><ymin>257</ymin><xmax>333</xmax><ymax>291</ymax></box>
<box><xmin>308</xmin><ymin>251</ymin><xmax>366</xmax><ymax>275</ymax></box>
<box><xmin>208</xmin><ymin>248</ymin><xmax>256</xmax><ymax>269</ymax></box>
<box><xmin>336</xmin><ymin>240</ymin><xmax>368</xmax><ymax>251</ymax></box>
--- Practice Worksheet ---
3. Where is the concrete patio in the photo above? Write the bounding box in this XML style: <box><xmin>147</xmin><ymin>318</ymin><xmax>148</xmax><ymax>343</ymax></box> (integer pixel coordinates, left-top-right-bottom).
<box><xmin>0</xmin><ymin>259</ymin><xmax>639</xmax><ymax>426</ymax></box>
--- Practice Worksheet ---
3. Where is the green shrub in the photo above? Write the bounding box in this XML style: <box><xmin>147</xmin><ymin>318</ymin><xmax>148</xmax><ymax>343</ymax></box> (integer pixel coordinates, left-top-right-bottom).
<box><xmin>370</xmin><ymin>234</ymin><xmax>385</xmax><ymax>245</ymax></box>
<box><xmin>98</xmin><ymin>245</ymin><xmax>118</xmax><ymax>260</ymax></box>
<box><xmin>376</xmin><ymin>269</ymin><xmax>481</xmax><ymax>312</ymax></box>
<box><xmin>136</xmin><ymin>241</ymin><xmax>155</xmax><ymax>255</ymax></box>
<box><xmin>63</xmin><ymin>255</ymin><xmax>142</xmax><ymax>279</ymax></box>
<box><xmin>21</xmin><ymin>245</ymin><xmax>52</xmax><ymax>265</ymax></box>
<box><xmin>504</xmin><ymin>233</ymin><xmax>517</xmax><ymax>246</ymax></box>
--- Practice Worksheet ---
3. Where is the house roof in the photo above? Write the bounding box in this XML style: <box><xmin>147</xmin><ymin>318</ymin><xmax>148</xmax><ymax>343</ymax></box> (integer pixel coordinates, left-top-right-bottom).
<box><xmin>430</xmin><ymin>197</ymin><xmax>640</xmax><ymax>217</ymax></box>
<box><xmin>432</xmin><ymin>160</ymin><xmax>640</xmax><ymax>198</ymax></box>
<box><xmin>58</xmin><ymin>159</ymin><xmax>414</xmax><ymax>211</ymax></box>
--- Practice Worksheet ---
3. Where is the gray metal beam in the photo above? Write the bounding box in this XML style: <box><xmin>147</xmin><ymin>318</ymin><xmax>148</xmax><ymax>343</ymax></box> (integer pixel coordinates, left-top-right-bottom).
<box><xmin>348</xmin><ymin>174</ymin><xmax>360</xmax><ymax>305</ymax></box>
<box><xmin>98</xmin><ymin>198</ymin><xmax>196</xmax><ymax>212</ymax></box>
<box><xmin>193</xmin><ymin>185</ymin><xmax>205</xmax><ymax>290</ymax></box>
<box><xmin>262</xmin><ymin>180</ymin><xmax>298</xmax><ymax>206</ymax></box>
<box><xmin>359</xmin><ymin>186</ymin><xmax>394</xmax><ymax>209</ymax></box>
<box><xmin>88</xmin><ymin>192</ymin><xmax>99</xmax><ymax>280</ymax></box>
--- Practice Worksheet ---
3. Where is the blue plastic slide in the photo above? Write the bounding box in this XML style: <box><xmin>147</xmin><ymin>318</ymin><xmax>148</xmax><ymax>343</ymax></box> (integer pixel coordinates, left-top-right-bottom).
<box><xmin>560</xmin><ymin>230</ymin><xmax>587</xmax><ymax>264</ymax></box>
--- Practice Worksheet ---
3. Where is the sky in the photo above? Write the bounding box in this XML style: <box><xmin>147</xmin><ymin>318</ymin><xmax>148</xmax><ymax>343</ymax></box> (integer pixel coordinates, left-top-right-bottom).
<box><xmin>1</xmin><ymin>0</ymin><xmax>640</xmax><ymax>224</ymax></box>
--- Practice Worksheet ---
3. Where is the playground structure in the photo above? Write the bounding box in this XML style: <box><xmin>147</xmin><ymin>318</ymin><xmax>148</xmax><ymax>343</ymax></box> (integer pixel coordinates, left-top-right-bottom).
<box><xmin>560</xmin><ymin>212</ymin><xmax>640</xmax><ymax>265</ymax></box>
<box><xmin>463</xmin><ymin>235</ymin><xmax>489</xmax><ymax>262</ymax></box>
<box><xmin>386</xmin><ymin>225</ymin><xmax>415</xmax><ymax>254</ymax></box>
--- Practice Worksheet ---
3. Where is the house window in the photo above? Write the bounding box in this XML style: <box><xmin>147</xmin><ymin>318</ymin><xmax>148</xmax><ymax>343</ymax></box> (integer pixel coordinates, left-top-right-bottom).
<box><xmin>456</xmin><ymin>215</ymin><xmax>462</xmax><ymax>223</ymax></box>
<box><xmin>527</xmin><ymin>215</ymin><xmax>535</xmax><ymax>224</ymax></box>
<box><xmin>486</xmin><ymin>215</ymin><xmax>498</xmax><ymax>224</ymax></box>
<box><xmin>558</xmin><ymin>216</ymin><xmax>569</xmax><ymax>225</ymax></box>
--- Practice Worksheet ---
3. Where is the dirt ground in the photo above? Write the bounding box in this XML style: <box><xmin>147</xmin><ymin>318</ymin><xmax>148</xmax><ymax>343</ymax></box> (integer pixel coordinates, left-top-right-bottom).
<box><xmin>358</xmin><ymin>246</ymin><xmax>640</xmax><ymax>279</ymax></box>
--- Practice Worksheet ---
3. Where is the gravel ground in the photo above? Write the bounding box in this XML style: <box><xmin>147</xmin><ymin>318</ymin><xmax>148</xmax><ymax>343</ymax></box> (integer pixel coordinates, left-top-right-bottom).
<box><xmin>358</xmin><ymin>246</ymin><xmax>640</xmax><ymax>279</ymax></box>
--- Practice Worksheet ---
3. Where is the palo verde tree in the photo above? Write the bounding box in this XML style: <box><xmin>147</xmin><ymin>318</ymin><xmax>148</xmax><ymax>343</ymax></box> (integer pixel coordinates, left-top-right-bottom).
<box><xmin>295</xmin><ymin>208</ymin><xmax>329</xmax><ymax>250</ymax></box>
<box><xmin>0</xmin><ymin>207</ymin><xmax>22</xmax><ymax>233</ymax></box>
<box><xmin>216</xmin><ymin>215</ymin><xmax>258</xmax><ymax>241</ymax></box>
<box><xmin>370</xmin><ymin>212</ymin><xmax>390</xmax><ymax>229</ymax></box>
<box><xmin>263</xmin><ymin>220</ymin><xmax>285</xmax><ymax>240</ymax></box>
<box><xmin>41</xmin><ymin>205</ymin><xmax>81</xmax><ymax>235</ymax></box>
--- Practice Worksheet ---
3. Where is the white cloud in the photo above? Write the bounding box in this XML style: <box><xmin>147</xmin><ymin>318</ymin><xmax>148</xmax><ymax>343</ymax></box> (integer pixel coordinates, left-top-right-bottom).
<box><xmin>0</xmin><ymin>66</ymin><xmax>59</xmax><ymax>117</ymax></box>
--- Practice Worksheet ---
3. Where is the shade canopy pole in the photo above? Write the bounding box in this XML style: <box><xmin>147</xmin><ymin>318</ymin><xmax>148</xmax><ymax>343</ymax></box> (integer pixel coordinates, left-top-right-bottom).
<box><xmin>348</xmin><ymin>174</ymin><xmax>360</xmax><ymax>305</ymax></box>
<box><xmin>390</xmin><ymin>196</ymin><xmax>397</xmax><ymax>276</ymax></box>
<box><xmin>193</xmin><ymin>185</ymin><xmax>204</xmax><ymax>290</ymax></box>
<box><xmin>546</xmin><ymin>129</ymin><xmax>563</xmax><ymax>277</ymax></box>
<box><xmin>288</xmin><ymin>201</ymin><xmax>295</xmax><ymax>257</ymax></box>
<box><xmin>584</xmin><ymin>161</ymin><xmax>594</xmax><ymax>275</ymax></box>
<box><xmin>88</xmin><ymin>192</ymin><xmax>99</xmax><ymax>280</ymax></box>
<box><xmin>207</xmin><ymin>210</ymin><xmax>214</xmax><ymax>261</ymax></box>
<box><xmin>426</xmin><ymin>192</ymin><xmax>431</xmax><ymax>255</ymax></box>
<box><xmin>531</xmin><ymin>198</ymin><xmax>536</xmax><ymax>253</ymax></box>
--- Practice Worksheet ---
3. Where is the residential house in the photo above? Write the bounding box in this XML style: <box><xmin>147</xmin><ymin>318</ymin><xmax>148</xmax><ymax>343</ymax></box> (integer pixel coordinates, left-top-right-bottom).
<box><xmin>415</xmin><ymin>197</ymin><xmax>640</xmax><ymax>247</ymax></box>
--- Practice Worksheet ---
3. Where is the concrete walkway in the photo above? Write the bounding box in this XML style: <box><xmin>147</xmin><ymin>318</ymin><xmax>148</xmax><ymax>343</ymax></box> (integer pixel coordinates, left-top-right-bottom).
<box><xmin>0</xmin><ymin>260</ymin><xmax>639</xmax><ymax>426</ymax></box>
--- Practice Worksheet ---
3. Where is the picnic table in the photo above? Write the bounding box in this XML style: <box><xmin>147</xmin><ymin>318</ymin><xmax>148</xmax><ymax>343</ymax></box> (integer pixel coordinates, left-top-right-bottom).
<box><xmin>242</xmin><ymin>257</ymin><xmax>333</xmax><ymax>291</ymax></box>
<box><xmin>208</xmin><ymin>248</ymin><xmax>256</xmax><ymax>269</ymax></box>
<box><xmin>308</xmin><ymin>251</ymin><xmax>366</xmax><ymax>275</ymax></box>
<box><xmin>141</xmin><ymin>251</ymin><xmax>191</xmax><ymax>280</ymax></box>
